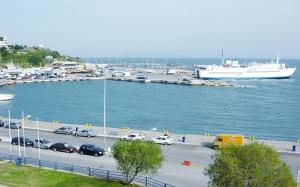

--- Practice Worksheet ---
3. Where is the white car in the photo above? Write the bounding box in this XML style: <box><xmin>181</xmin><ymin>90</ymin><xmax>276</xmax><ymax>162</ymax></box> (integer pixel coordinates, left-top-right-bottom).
<box><xmin>122</xmin><ymin>133</ymin><xmax>145</xmax><ymax>141</ymax></box>
<box><xmin>151</xmin><ymin>136</ymin><xmax>173</xmax><ymax>145</ymax></box>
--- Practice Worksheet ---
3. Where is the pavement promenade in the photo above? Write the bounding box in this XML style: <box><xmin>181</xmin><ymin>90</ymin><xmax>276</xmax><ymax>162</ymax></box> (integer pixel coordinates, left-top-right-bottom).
<box><xmin>3</xmin><ymin>118</ymin><xmax>300</xmax><ymax>154</ymax></box>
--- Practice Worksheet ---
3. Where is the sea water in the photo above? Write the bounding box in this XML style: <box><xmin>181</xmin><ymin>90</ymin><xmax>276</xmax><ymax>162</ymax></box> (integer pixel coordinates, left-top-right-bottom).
<box><xmin>0</xmin><ymin>59</ymin><xmax>299</xmax><ymax>141</ymax></box>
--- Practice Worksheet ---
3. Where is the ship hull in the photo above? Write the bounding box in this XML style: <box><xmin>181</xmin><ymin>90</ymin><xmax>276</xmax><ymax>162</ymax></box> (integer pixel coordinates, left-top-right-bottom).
<box><xmin>200</xmin><ymin>68</ymin><xmax>296</xmax><ymax>80</ymax></box>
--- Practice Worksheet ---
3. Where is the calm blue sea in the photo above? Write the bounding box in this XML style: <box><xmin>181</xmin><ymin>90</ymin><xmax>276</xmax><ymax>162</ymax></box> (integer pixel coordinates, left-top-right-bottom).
<box><xmin>0</xmin><ymin>58</ymin><xmax>299</xmax><ymax>141</ymax></box>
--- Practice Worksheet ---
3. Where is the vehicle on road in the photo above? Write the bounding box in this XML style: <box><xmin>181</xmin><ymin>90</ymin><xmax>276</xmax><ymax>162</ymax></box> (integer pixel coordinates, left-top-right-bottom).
<box><xmin>122</xmin><ymin>133</ymin><xmax>145</xmax><ymax>141</ymax></box>
<box><xmin>78</xmin><ymin>144</ymin><xmax>105</xmax><ymax>157</ymax></box>
<box><xmin>33</xmin><ymin>139</ymin><xmax>51</xmax><ymax>149</ymax></box>
<box><xmin>50</xmin><ymin>142</ymin><xmax>76</xmax><ymax>153</ymax></box>
<box><xmin>54</xmin><ymin>127</ymin><xmax>74</xmax><ymax>135</ymax></box>
<box><xmin>11</xmin><ymin>137</ymin><xmax>33</xmax><ymax>147</ymax></box>
<box><xmin>0</xmin><ymin>120</ymin><xmax>4</xmax><ymax>127</ymax></box>
<box><xmin>4</xmin><ymin>122</ymin><xmax>22</xmax><ymax>129</ymax></box>
<box><xmin>151</xmin><ymin>136</ymin><xmax>173</xmax><ymax>145</ymax></box>
<box><xmin>73</xmin><ymin>129</ymin><xmax>96</xmax><ymax>137</ymax></box>
<box><xmin>213</xmin><ymin>134</ymin><xmax>245</xmax><ymax>149</ymax></box>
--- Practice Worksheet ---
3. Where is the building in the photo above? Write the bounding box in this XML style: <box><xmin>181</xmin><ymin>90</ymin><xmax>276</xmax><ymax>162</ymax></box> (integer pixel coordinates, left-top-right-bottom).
<box><xmin>167</xmin><ymin>69</ymin><xmax>193</xmax><ymax>75</ymax></box>
<box><xmin>51</xmin><ymin>60</ymin><xmax>83</xmax><ymax>72</ymax></box>
<box><xmin>0</xmin><ymin>36</ymin><xmax>10</xmax><ymax>48</ymax></box>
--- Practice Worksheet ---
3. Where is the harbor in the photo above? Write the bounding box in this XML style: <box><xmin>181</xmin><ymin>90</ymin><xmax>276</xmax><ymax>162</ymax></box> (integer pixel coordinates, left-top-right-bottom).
<box><xmin>0</xmin><ymin>59</ymin><xmax>299</xmax><ymax>142</ymax></box>
<box><xmin>0</xmin><ymin>60</ymin><xmax>236</xmax><ymax>87</ymax></box>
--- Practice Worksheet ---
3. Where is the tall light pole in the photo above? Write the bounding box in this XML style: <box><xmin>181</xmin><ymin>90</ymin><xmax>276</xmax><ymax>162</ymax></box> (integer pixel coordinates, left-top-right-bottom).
<box><xmin>297</xmin><ymin>170</ymin><xmax>300</xmax><ymax>187</ymax></box>
<box><xmin>8</xmin><ymin>110</ymin><xmax>12</xmax><ymax>155</ymax></box>
<box><xmin>22</xmin><ymin>111</ymin><xmax>31</xmax><ymax>158</ymax></box>
<box><xmin>17</xmin><ymin>118</ymin><xmax>21</xmax><ymax>157</ymax></box>
<box><xmin>22</xmin><ymin>112</ymin><xmax>26</xmax><ymax>158</ymax></box>
<box><xmin>36</xmin><ymin>118</ymin><xmax>41</xmax><ymax>160</ymax></box>
<box><xmin>103</xmin><ymin>69</ymin><xmax>106</xmax><ymax>151</ymax></box>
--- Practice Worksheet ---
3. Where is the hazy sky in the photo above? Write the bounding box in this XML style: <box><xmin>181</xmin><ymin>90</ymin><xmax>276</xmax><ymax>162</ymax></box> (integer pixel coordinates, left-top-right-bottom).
<box><xmin>1</xmin><ymin>0</ymin><xmax>299</xmax><ymax>58</ymax></box>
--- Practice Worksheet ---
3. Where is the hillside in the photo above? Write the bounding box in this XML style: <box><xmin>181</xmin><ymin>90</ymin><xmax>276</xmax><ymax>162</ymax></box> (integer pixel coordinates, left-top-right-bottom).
<box><xmin>0</xmin><ymin>43</ymin><xmax>81</xmax><ymax>68</ymax></box>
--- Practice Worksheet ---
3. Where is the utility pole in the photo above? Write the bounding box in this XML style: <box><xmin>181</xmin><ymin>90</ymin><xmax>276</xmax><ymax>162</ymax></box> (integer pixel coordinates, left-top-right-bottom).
<box><xmin>103</xmin><ymin>69</ymin><xmax>107</xmax><ymax>151</ymax></box>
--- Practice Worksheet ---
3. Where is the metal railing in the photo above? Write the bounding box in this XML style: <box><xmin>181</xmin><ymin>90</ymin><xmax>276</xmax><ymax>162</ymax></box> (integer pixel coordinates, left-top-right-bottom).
<box><xmin>0</xmin><ymin>153</ymin><xmax>175</xmax><ymax>187</ymax></box>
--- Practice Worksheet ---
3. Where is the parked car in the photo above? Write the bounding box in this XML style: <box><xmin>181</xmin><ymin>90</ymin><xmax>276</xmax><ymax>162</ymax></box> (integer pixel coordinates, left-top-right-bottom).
<box><xmin>0</xmin><ymin>120</ymin><xmax>4</xmax><ymax>127</ymax></box>
<box><xmin>4</xmin><ymin>122</ymin><xmax>22</xmax><ymax>129</ymax></box>
<box><xmin>33</xmin><ymin>139</ymin><xmax>51</xmax><ymax>149</ymax></box>
<box><xmin>122</xmin><ymin>133</ymin><xmax>145</xmax><ymax>141</ymax></box>
<box><xmin>11</xmin><ymin>137</ymin><xmax>33</xmax><ymax>147</ymax></box>
<box><xmin>78</xmin><ymin>144</ymin><xmax>105</xmax><ymax>157</ymax></box>
<box><xmin>73</xmin><ymin>129</ymin><xmax>96</xmax><ymax>137</ymax></box>
<box><xmin>54</xmin><ymin>127</ymin><xmax>74</xmax><ymax>135</ymax></box>
<box><xmin>50</xmin><ymin>142</ymin><xmax>76</xmax><ymax>153</ymax></box>
<box><xmin>151</xmin><ymin>136</ymin><xmax>173</xmax><ymax>145</ymax></box>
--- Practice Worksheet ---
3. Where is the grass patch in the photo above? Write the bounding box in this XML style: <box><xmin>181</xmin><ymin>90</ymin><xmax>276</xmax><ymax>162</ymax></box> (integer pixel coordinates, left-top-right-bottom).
<box><xmin>0</xmin><ymin>162</ymin><xmax>137</xmax><ymax>187</ymax></box>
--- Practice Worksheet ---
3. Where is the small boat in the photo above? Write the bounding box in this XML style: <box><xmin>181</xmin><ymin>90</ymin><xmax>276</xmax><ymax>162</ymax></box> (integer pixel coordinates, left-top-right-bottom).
<box><xmin>0</xmin><ymin>93</ymin><xmax>14</xmax><ymax>101</ymax></box>
<box><xmin>0</xmin><ymin>80</ymin><xmax>5</xmax><ymax>87</ymax></box>
<box><xmin>6</xmin><ymin>81</ymin><xmax>16</xmax><ymax>85</ymax></box>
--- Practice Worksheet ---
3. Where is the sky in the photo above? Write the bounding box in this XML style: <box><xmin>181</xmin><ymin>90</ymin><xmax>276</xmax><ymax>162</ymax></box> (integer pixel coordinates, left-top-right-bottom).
<box><xmin>1</xmin><ymin>0</ymin><xmax>300</xmax><ymax>58</ymax></box>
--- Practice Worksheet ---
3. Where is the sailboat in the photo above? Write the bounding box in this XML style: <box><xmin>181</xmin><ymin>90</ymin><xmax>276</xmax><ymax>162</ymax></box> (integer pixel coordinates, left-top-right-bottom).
<box><xmin>0</xmin><ymin>80</ymin><xmax>14</xmax><ymax>101</ymax></box>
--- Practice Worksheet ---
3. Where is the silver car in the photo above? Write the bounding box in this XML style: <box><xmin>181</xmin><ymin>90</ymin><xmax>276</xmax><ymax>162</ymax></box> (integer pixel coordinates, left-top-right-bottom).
<box><xmin>4</xmin><ymin>122</ymin><xmax>22</xmax><ymax>129</ymax></box>
<box><xmin>54</xmin><ymin>127</ymin><xmax>74</xmax><ymax>135</ymax></box>
<box><xmin>73</xmin><ymin>129</ymin><xmax>96</xmax><ymax>137</ymax></box>
<box><xmin>33</xmin><ymin>139</ymin><xmax>51</xmax><ymax>149</ymax></box>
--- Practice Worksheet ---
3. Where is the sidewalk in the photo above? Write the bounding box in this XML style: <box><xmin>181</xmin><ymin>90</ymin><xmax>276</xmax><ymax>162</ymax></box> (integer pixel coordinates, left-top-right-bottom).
<box><xmin>2</xmin><ymin>118</ymin><xmax>300</xmax><ymax>154</ymax></box>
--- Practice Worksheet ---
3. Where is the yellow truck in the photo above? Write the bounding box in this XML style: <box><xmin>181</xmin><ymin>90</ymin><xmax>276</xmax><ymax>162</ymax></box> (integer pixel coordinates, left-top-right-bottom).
<box><xmin>213</xmin><ymin>134</ymin><xmax>245</xmax><ymax>149</ymax></box>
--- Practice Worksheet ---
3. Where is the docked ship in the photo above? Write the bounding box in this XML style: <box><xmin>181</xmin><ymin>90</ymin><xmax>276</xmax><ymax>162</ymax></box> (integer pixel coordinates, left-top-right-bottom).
<box><xmin>198</xmin><ymin>54</ymin><xmax>296</xmax><ymax>80</ymax></box>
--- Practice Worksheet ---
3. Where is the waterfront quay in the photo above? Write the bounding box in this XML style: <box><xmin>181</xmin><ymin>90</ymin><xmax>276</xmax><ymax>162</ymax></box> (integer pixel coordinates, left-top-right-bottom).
<box><xmin>0</xmin><ymin>119</ymin><xmax>299</xmax><ymax>187</ymax></box>
<box><xmin>0</xmin><ymin>60</ymin><xmax>235</xmax><ymax>87</ymax></box>
<box><xmin>5</xmin><ymin>76</ymin><xmax>104</xmax><ymax>85</ymax></box>
<box><xmin>2</xmin><ymin>118</ymin><xmax>300</xmax><ymax>153</ymax></box>
<box><xmin>107</xmin><ymin>73</ymin><xmax>235</xmax><ymax>87</ymax></box>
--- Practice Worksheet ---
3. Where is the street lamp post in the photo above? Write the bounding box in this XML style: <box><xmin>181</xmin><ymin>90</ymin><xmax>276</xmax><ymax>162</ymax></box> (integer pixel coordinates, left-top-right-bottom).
<box><xmin>103</xmin><ymin>69</ymin><xmax>106</xmax><ymax>151</ymax></box>
<box><xmin>17</xmin><ymin>120</ymin><xmax>21</xmax><ymax>157</ymax></box>
<box><xmin>8</xmin><ymin>110</ymin><xmax>12</xmax><ymax>155</ymax></box>
<box><xmin>22</xmin><ymin>111</ymin><xmax>31</xmax><ymax>158</ymax></box>
<box><xmin>22</xmin><ymin>112</ymin><xmax>25</xmax><ymax>158</ymax></box>
<box><xmin>36</xmin><ymin>118</ymin><xmax>41</xmax><ymax>160</ymax></box>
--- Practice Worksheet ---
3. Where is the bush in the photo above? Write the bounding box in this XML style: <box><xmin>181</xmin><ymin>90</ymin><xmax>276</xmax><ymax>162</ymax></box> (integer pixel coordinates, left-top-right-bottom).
<box><xmin>204</xmin><ymin>143</ymin><xmax>296</xmax><ymax>187</ymax></box>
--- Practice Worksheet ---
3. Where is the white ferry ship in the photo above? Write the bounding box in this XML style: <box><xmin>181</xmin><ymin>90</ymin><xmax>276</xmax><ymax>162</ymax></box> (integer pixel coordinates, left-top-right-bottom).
<box><xmin>199</xmin><ymin>55</ymin><xmax>296</xmax><ymax>80</ymax></box>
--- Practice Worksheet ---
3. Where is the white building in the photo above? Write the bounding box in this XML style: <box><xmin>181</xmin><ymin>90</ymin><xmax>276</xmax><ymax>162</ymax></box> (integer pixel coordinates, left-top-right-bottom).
<box><xmin>0</xmin><ymin>36</ymin><xmax>10</xmax><ymax>48</ymax></box>
<box><xmin>167</xmin><ymin>69</ymin><xmax>193</xmax><ymax>75</ymax></box>
<box><xmin>52</xmin><ymin>60</ymin><xmax>83</xmax><ymax>72</ymax></box>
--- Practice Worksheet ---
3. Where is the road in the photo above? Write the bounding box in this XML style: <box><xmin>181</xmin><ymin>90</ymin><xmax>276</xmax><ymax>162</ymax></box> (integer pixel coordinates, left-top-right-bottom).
<box><xmin>0</xmin><ymin>127</ymin><xmax>299</xmax><ymax>187</ymax></box>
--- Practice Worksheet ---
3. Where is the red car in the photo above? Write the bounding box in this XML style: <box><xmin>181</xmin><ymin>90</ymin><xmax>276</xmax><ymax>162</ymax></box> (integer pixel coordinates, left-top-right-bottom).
<box><xmin>50</xmin><ymin>143</ymin><xmax>76</xmax><ymax>153</ymax></box>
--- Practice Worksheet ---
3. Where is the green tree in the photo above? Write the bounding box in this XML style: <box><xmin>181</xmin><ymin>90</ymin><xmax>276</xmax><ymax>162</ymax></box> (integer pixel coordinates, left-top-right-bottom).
<box><xmin>112</xmin><ymin>140</ymin><xmax>164</xmax><ymax>184</ymax></box>
<box><xmin>49</xmin><ymin>50</ymin><xmax>60</xmax><ymax>59</ymax></box>
<box><xmin>0</xmin><ymin>47</ymin><xmax>10</xmax><ymax>63</ymax></box>
<box><xmin>204</xmin><ymin>143</ymin><xmax>296</xmax><ymax>187</ymax></box>
<box><xmin>28</xmin><ymin>55</ymin><xmax>42</xmax><ymax>66</ymax></box>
